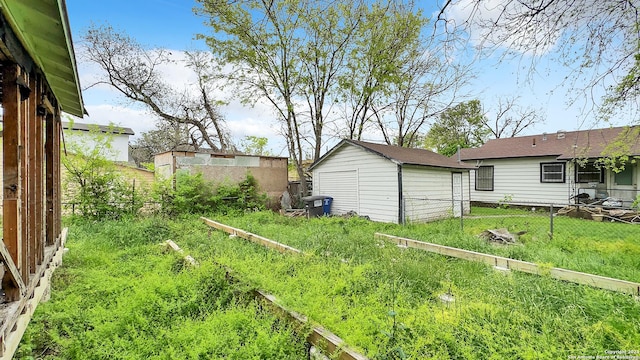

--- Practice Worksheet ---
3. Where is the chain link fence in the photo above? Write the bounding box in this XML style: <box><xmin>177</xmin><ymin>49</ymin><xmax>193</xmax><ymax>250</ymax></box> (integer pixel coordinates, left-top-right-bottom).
<box><xmin>404</xmin><ymin>195</ymin><xmax>640</xmax><ymax>242</ymax></box>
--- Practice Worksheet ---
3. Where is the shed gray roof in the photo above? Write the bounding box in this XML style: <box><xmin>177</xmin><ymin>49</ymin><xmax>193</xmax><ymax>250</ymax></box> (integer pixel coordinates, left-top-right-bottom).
<box><xmin>459</xmin><ymin>126</ymin><xmax>640</xmax><ymax>161</ymax></box>
<box><xmin>310</xmin><ymin>139</ymin><xmax>474</xmax><ymax>170</ymax></box>
<box><xmin>63</xmin><ymin>122</ymin><xmax>135</xmax><ymax>136</ymax></box>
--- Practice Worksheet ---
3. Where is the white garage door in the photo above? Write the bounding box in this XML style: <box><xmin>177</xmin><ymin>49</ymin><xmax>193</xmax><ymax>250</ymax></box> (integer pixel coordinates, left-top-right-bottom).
<box><xmin>317</xmin><ymin>170</ymin><xmax>358</xmax><ymax>214</ymax></box>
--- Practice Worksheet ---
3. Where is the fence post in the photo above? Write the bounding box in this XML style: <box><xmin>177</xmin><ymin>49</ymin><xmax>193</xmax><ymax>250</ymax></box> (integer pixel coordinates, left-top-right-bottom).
<box><xmin>132</xmin><ymin>179</ymin><xmax>136</xmax><ymax>213</ymax></box>
<box><xmin>402</xmin><ymin>197</ymin><xmax>406</xmax><ymax>226</ymax></box>
<box><xmin>460</xmin><ymin>199</ymin><xmax>464</xmax><ymax>231</ymax></box>
<box><xmin>549</xmin><ymin>204</ymin><xmax>554</xmax><ymax>238</ymax></box>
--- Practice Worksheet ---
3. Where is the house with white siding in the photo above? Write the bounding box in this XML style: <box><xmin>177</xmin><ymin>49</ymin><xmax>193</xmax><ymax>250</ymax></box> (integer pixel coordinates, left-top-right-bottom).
<box><xmin>63</xmin><ymin>122</ymin><xmax>134</xmax><ymax>163</ymax></box>
<box><xmin>309</xmin><ymin>140</ymin><xmax>474</xmax><ymax>224</ymax></box>
<box><xmin>458</xmin><ymin>126</ymin><xmax>640</xmax><ymax>207</ymax></box>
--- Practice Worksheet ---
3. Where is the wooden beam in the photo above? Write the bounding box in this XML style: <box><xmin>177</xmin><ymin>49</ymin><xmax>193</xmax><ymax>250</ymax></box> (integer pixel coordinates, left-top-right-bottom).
<box><xmin>0</xmin><ymin>241</ymin><xmax>26</xmax><ymax>297</ymax></box>
<box><xmin>0</xmin><ymin>228</ymin><xmax>67</xmax><ymax>359</ymax></box>
<box><xmin>2</xmin><ymin>62</ymin><xmax>24</xmax><ymax>299</ymax></box>
<box><xmin>45</xmin><ymin>112</ymin><xmax>55</xmax><ymax>246</ymax></box>
<box><xmin>164</xmin><ymin>240</ymin><xmax>197</xmax><ymax>267</ymax></box>
<box><xmin>375</xmin><ymin>233</ymin><xmax>640</xmax><ymax>296</ymax></box>
<box><xmin>54</xmin><ymin>114</ymin><xmax>62</xmax><ymax>238</ymax></box>
<box><xmin>27</xmin><ymin>72</ymin><xmax>38</xmax><ymax>273</ymax></box>
<box><xmin>201</xmin><ymin>217</ymin><xmax>303</xmax><ymax>255</ymax></box>
<box><xmin>19</xmin><ymin>70</ymin><xmax>29</xmax><ymax>281</ymax></box>
<box><xmin>35</xmin><ymin>75</ymin><xmax>45</xmax><ymax>265</ymax></box>
<box><xmin>255</xmin><ymin>290</ymin><xmax>369</xmax><ymax>360</ymax></box>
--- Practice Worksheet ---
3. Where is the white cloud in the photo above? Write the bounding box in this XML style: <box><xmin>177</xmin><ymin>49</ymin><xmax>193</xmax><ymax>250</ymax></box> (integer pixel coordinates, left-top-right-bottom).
<box><xmin>443</xmin><ymin>0</ymin><xmax>560</xmax><ymax>56</ymax></box>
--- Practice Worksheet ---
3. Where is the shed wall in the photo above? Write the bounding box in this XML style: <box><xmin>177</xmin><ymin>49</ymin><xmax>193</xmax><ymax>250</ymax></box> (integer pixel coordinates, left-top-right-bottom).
<box><xmin>313</xmin><ymin>145</ymin><xmax>398</xmax><ymax>222</ymax></box>
<box><xmin>402</xmin><ymin>166</ymin><xmax>470</xmax><ymax>223</ymax></box>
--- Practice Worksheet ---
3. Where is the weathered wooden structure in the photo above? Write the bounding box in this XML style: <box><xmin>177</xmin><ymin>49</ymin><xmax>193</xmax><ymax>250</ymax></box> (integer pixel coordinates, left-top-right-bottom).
<box><xmin>0</xmin><ymin>0</ymin><xmax>84</xmax><ymax>357</ymax></box>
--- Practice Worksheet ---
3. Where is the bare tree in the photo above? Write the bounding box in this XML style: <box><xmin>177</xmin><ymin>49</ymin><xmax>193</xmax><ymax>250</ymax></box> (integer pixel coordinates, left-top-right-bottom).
<box><xmin>130</xmin><ymin>121</ymin><xmax>193</xmax><ymax>166</ymax></box>
<box><xmin>437</xmin><ymin>0</ymin><xmax>640</xmax><ymax>118</ymax></box>
<box><xmin>82</xmin><ymin>24</ymin><xmax>232</xmax><ymax>152</ymax></box>
<box><xmin>377</xmin><ymin>44</ymin><xmax>471</xmax><ymax>147</ymax></box>
<box><xmin>338</xmin><ymin>2</ymin><xmax>426</xmax><ymax>141</ymax></box>
<box><xmin>484</xmin><ymin>96</ymin><xmax>543</xmax><ymax>138</ymax></box>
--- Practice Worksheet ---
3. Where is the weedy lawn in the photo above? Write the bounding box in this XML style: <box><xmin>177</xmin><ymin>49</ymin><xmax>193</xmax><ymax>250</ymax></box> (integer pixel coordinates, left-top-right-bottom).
<box><xmin>192</xmin><ymin>211</ymin><xmax>640</xmax><ymax>359</ymax></box>
<box><xmin>17</xmin><ymin>211</ymin><xmax>640</xmax><ymax>359</ymax></box>
<box><xmin>16</xmin><ymin>217</ymin><xmax>308</xmax><ymax>360</ymax></box>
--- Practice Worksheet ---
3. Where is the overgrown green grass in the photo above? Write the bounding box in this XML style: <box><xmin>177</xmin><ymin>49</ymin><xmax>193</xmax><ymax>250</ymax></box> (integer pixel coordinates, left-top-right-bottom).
<box><xmin>16</xmin><ymin>217</ymin><xmax>307</xmax><ymax>360</ymax></box>
<box><xmin>18</xmin><ymin>213</ymin><xmax>640</xmax><ymax>359</ymax></box>
<box><xmin>188</xmin><ymin>212</ymin><xmax>640</xmax><ymax>359</ymax></box>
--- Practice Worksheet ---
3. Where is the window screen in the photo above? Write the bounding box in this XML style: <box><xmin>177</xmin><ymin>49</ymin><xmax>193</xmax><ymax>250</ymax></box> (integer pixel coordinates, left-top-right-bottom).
<box><xmin>475</xmin><ymin>166</ymin><xmax>494</xmax><ymax>191</ymax></box>
<box><xmin>540</xmin><ymin>163</ymin><xmax>565</xmax><ymax>183</ymax></box>
<box><xmin>575</xmin><ymin>162</ymin><xmax>604</xmax><ymax>183</ymax></box>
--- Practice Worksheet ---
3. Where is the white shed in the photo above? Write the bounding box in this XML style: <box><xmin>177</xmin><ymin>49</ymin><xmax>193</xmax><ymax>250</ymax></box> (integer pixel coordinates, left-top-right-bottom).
<box><xmin>310</xmin><ymin>140</ymin><xmax>474</xmax><ymax>224</ymax></box>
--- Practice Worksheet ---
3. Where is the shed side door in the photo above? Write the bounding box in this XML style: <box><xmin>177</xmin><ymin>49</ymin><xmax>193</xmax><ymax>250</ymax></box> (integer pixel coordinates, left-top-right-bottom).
<box><xmin>452</xmin><ymin>172</ymin><xmax>463</xmax><ymax>217</ymax></box>
<box><xmin>317</xmin><ymin>170</ymin><xmax>358</xmax><ymax>214</ymax></box>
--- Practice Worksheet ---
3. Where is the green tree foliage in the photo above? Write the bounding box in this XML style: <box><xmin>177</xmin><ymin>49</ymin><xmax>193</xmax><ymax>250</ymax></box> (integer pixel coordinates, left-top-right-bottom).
<box><xmin>195</xmin><ymin>0</ymin><xmax>429</xmax><ymax>194</ymax></box>
<box><xmin>62</xmin><ymin>122</ymin><xmax>143</xmax><ymax>220</ymax></box>
<box><xmin>425</xmin><ymin>100</ymin><xmax>490</xmax><ymax>156</ymax></box>
<box><xmin>240</xmin><ymin>136</ymin><xmax>272</xmax><ymax>156</ymax></box>
<box><xmin>153</xmin><ymin>172</ymin><xmax>267</xmax><ymax>215</ymax></box>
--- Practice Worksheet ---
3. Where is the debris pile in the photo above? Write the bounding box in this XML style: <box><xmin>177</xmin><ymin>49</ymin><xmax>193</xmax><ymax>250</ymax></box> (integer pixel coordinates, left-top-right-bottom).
<box><xmin>557</xmin><ymin>206</ymin><xmax>640</xmax><ymax>224</ymax></box>
<box><xmin>479</xmin><ymin>228</ymin><xmax>521</xmax><ymax>244</ymax></box>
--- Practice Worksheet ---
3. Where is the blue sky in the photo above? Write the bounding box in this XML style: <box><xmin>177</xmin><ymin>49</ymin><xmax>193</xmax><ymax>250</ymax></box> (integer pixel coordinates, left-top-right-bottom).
<box><xmin>64</xmin><ymin>0</ymin><xmax>631</xmax><ymax>154</ymax></box>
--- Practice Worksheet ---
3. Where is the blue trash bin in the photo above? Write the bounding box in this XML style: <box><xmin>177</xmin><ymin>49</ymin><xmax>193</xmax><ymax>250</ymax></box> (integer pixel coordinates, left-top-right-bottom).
<box><xmin>322</xmin><ymin>197</ymin><xmax>333</xmax><ymax>215</ymax></box>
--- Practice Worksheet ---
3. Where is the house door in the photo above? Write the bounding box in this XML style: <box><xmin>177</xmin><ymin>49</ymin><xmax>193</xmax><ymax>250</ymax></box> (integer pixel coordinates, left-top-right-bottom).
<box><xmin>452</xmin><ymin>172</ymin><xmax>463</xmax><ymax>217</ymax></box>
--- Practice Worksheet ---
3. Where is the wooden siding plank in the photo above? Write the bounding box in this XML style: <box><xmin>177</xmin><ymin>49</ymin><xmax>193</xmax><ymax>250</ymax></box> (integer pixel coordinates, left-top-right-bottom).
<box><xmin>375</xmin><ymin>233</ymin><xmax>640</xmax><ymax>296</ymax></box>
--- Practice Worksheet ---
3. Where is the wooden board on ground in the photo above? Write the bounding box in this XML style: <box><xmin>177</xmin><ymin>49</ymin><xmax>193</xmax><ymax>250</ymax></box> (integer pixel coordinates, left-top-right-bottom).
<box><xmin>375</xmin><ymin>233</ymin><xmax>640</xmax><ymax>296</ymax></box>
<box><xmin>201</xmin><ymin>217</ymin><xmax>303</xmax><ymax>255</ymax></box>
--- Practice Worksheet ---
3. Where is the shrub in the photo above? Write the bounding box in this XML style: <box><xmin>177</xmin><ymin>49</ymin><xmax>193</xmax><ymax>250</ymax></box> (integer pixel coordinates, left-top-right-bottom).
<box><xmin>62</xmin><ymin>123</ymin><xmax>145</xmax><ymax>220</ymax></box>
<box><xmin>152</xmin><ymin>172</ymin><xmax>268</xmax><ymax>215</ymax></box>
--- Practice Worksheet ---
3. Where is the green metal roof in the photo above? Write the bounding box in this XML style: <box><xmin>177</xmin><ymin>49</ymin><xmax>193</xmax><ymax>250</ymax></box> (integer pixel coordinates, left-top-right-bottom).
<box><xmin>0</xmin><ymin>0</ymin><xmax>84</xmax><ymax>117</ymax></box>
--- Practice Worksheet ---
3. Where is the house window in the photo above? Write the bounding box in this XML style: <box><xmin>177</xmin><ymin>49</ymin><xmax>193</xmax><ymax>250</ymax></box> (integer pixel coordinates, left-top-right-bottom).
<box><xmin>575</xmin><ymin>161</ymin><xmax>604</xmax><ymax>183</ymax></box>
<box><xmin>475</xmin><ymin>166</ymin><xmax>494</xmax><ymax>191</ymax></box>
<box><xmin>540</xmin><ymin>162</ymin><xmax>565</xmax><ymax>183</ymax></box>
<box><xmin>614</xmin><ymin>165</ymin><xmax>633</xmax><ymax>185</ymax></box>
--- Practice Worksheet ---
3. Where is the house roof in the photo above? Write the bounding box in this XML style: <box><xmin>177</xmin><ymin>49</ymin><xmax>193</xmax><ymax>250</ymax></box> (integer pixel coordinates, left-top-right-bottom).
<box><xmin>0</xmin><ymin>0</ymin><xmax>85</xmax><ymax>117</ymax></box>
<box><xmin>310</xmin><ymin>139</ymin><xmax>474</xmax><ymax>170</ymax></box>
<box><xmin>459</xmin><ymin>126</ymin><xmax>640</xmax><ymax>161</ymax></box>
<box><xmin>63</xmin><ymin>122</ymin><xmax>135</xmax><ymax>136</ymax></box>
